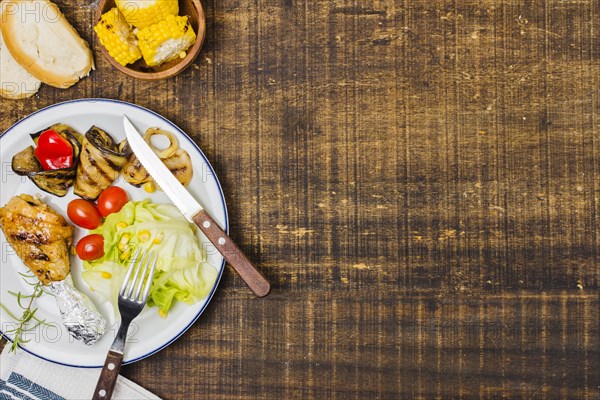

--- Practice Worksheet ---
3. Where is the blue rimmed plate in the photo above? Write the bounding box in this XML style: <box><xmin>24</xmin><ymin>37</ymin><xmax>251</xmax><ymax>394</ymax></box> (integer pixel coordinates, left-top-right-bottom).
<box><xmin>0</xmin><ymin>99</ymin><xmax>226</xmax><ymax>367</ymax></box>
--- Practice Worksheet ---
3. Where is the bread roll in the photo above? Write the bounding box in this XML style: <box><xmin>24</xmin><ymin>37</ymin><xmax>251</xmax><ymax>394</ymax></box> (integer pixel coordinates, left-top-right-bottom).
<box><xmin>0</xmin><ymin>19</ymin><xmax>41</xmax><ymax>99</ymax></box>
<box><xmin>0</xmin><ymin>0</ymin><xmax>94</xmax><ymax>89</ymax></box>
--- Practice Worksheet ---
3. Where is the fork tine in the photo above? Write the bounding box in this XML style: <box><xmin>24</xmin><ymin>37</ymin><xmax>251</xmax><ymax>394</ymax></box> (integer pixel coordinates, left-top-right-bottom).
<box><xmin>126</xmin><ymin>250</ymin><xmax>149</xmax><ymax>299</ymax></box>
<box><xmin>119</xmin><ymin>249</ymin><xmax>141</xmax><ymax>296</ymax></box>
<box><xmin>141</xmin><ymin>252</ymin><xmax>158</xmax><ymax>302</ymax></box>
<box><xmin>133</xmin><ymin>251</ymin><xmax>154</xmax><ymax>300</ymax></box>
<box><xmin>123</xmin><ymin>250</ymin><xmax>146</xmax><ymax>299</ymax></box>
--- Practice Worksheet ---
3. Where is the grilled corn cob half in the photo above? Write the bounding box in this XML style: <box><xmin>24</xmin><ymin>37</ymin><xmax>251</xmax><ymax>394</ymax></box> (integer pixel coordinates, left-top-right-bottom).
<box><xmin>137</xmin><ymin>15</ymin><xmax>196</xmax><ymax>67</ymax></box>
<box><xmin>94</xmin><ymin>8</ymin><xmax>142</xmax><ymax>66</ymax></box>
<box><xmin>115</xmin><ymin>0</ymin><xmax>178</xmax><ymax>29</ymax></box>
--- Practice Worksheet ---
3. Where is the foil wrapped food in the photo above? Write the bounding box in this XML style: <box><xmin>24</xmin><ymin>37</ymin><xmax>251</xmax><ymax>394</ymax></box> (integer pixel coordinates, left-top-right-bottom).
<box><xmin>50</xmin><ymin>276</ymin><xmax>107</xmax><ymax>345</ymax></box>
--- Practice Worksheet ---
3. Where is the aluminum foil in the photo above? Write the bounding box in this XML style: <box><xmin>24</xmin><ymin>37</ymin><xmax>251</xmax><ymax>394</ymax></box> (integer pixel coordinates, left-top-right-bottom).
<box><xmin>50</xmin><ymin>275</ymin><xmax>107</xmax><ymax>345</ymax></box>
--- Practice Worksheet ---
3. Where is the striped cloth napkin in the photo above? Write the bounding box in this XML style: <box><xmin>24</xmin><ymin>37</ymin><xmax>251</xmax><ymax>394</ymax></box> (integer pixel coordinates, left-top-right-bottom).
<box><xmin>0</xmin><ymin>346</ymin><xmax>160</xmax><ymax>400</ymax></box>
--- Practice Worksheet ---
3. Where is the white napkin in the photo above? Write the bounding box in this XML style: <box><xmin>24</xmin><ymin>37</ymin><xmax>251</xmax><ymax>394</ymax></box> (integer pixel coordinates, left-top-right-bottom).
<box><xmin>0</xmin><ymin>345</ymin><xmax>160</xmax><ymax>400</ymax></box>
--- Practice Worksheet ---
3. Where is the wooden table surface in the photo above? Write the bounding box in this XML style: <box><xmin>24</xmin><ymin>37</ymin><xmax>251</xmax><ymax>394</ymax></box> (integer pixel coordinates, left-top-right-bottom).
<box><xmin>1</xmin><ymin>0</ymin><xmax>599</xmax><ymax>399</ymax></box>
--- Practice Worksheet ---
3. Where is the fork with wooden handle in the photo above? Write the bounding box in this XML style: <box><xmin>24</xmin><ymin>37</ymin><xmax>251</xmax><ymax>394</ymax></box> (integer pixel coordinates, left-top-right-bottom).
<box><xmin>92</xmin><ymin>250</ymin><xmax>157</xmax><ymax>400</ymax></box>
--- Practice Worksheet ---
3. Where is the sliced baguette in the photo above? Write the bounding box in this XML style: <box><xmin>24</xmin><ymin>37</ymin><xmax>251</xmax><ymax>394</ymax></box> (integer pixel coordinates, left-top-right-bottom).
<box><xmin>0</xmin><ymin>18</ymin><xmax>41</xmax><ymax>99</ymax></box>
<box><xmin>0</xmin><ymin>0</ymin><xmax>94</xmax><ymax>89</ymax></box>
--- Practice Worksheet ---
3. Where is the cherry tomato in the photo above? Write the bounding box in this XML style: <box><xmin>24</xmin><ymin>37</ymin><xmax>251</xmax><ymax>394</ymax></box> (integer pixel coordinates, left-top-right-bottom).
<box><xmin>34</xmin><ymin>129</ymin><xmax>73</xmax><ymax>170</ymax></box>
<box><xmin>97</xmin><ymin>186</ymin><xmax>129</xmax><ymax>217</ymax></box>
<box><xmin>76</xmin><ymin>234</ymin><xmax>105</xmax><ymax>261</ymax></box>
<box><xmin>67</xmin><ymin>199</ymin><xmax>102</xmax><ymax>229</ymax></box>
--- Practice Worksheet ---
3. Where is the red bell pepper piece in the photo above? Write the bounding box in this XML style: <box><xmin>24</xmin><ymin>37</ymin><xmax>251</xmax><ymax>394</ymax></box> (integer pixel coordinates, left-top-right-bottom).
<box><xmin>34</xmin><ymin>129</ymin><xmax>74</xmax><ymax>170</ymax></box>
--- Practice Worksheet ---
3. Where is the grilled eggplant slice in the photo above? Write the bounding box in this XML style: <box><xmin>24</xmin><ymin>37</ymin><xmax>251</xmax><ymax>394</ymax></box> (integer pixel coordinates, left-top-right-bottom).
<box><xmin>11</xmin><ymin>124</ymin><xmax>82</xmax><ymax>197</ymax></box>
<box><xmin>74</xmin><ymin>126</ymin><xmax>130</xmax><ymax>200</ymax></box>
<box><xmin>121</xmin><ymin>128</ymin><xmax>193</xmax><ymax>188</ymax></box>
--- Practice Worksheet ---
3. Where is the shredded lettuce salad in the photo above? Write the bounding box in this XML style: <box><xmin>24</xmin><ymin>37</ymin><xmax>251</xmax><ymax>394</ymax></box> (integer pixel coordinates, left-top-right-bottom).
<box><xmin>82</xmin><ymin>200</ymin><xmax>218</xmax><ymax>317</ymax></box>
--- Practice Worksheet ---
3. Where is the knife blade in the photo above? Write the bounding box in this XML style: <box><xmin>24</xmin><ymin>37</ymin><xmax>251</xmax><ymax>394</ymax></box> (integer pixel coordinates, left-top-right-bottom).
<box><xmin>123</xmin><ymin>116</ymin><xmax>270</xmax><ymax>297</ymax></box>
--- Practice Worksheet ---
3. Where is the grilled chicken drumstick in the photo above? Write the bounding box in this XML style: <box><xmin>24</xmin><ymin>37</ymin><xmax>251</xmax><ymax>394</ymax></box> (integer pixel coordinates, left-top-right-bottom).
<box><xmin>0</xmin><ymin>194</ymin><xmax>106</xmax><ymax>344</ymax></box>
<box><xmin>0</xmin><ymin>194</ymin><xmax>72</xmax><ymax>284</ymax></box>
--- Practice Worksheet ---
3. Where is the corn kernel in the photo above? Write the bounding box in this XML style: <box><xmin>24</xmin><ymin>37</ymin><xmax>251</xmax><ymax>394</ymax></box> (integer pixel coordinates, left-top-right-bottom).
<box><xmin>120</xmin><ymin>250</ymin><xmax>131</xmax><ymax>261</ymax></box>
<box><xmin>94</xmin><ymin>8</ymin><xmax>142</xmax><ymax>66</ymax></box>
<box><xmin>138</xmin><ymin>230</ymin><xmax>151</xmax><ymax>242</ymax></box>
<box><xmin>116</xmin><ymin>222</ymin><xmax>128</xmax><ymax>230</ymax></box>
<box><xmin>101</xmin><ymin>272</ymin><xmax>112</xmax><ymax>279</ymax></box>
<box><xmin>137</xmin><ymin>15</ymin><xmax>196</xmax><ymax>67</ymax></box>
<box><xmin>116</xmin><ymin>0</ymin><xmax>178</xmax><ymax>29</ymax></box>
<box><xmin>143</xmin><ymin>181</ymin><xmax>156</xmax><ymax>193</ymax></box>
<box><xmin>118</xmin><ymin>234</ymin><xmax>132</xmax><ymax>252</ymax></box>
<box><xmin>158</xmin><ymin>309</ymin><xmax>167</xmax><ymax>318</ymax></box>
<box><xmin>153</xmin><ymin>234</ymin><xmax>163</xmax><ymax>244</ymax></box>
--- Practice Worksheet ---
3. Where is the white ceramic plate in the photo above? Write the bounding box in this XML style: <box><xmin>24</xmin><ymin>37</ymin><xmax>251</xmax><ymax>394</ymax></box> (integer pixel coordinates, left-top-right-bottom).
<box><xmin>0</xmin><ymin>99</ymin><xmax>226</xmax><ymax>367</ymax></box>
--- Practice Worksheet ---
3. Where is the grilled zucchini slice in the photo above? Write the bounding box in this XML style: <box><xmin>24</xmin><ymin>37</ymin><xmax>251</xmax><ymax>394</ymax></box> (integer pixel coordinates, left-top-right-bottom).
<box><xmin>121</xmin><ymin>128</ymin><xmax>192</xmax><ymax>188</ymax></box>
<box><xmin>74</xmin><ymin>126</ymin><xmax>130</xmax><ymax>200</ymax></box>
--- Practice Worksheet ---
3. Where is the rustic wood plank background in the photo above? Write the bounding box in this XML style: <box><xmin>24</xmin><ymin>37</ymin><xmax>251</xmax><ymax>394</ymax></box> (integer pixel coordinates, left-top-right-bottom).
<box><xmin>1</xmin><ymin>0</ymin><xmax>599</xmax><ymax>398</ymax></box>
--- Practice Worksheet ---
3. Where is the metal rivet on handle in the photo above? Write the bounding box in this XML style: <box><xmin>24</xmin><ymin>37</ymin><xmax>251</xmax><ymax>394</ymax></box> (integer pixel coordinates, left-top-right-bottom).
<box><xmin>218</xmin><ymin>237</ymin><xmax>226</xmax><ymax>245</ymax></box>
<box><xmin>99</xmin><ymin>389</ymin><xmax>106</xmax><ymax>397</ymax></box>
<box><xmin>203</xmin><ymin>221</ymin><xmax>211</xmax><ymax>228</ymax></box>
<box><xmin>108</xmin><ymin>363</ymin><xmax>115</xmax><ymax>370</ymax></box>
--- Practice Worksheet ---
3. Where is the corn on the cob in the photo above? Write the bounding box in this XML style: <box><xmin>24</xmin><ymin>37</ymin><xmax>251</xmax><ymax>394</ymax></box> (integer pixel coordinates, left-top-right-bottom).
<box><xmin>94</xmin><ymin>8</ymin><xmax>142</xmax><ymax>66</ymax></box>
<box><xmin>116</xmin><ymin>0</ymin><xmax>178</xmax><ymax>29</ymax></box>
<box><xmin>137</xmin><ymin>15</ymin><xmax>196</xmax><ymax>67</ymax></box>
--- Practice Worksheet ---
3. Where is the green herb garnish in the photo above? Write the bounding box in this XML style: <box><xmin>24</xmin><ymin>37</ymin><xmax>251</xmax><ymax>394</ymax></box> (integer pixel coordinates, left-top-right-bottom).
<box><xmin>0</xmin><ymin>272</ymin><xmax>49</xmax><ymax>353</ymax></box>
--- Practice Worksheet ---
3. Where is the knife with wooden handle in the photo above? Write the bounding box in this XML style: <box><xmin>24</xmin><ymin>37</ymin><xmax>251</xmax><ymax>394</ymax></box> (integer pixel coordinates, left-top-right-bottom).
<box><xmin>123</xmin><ymin>116</ymin><xmax>270</xmax><ymax>297</ymax></box>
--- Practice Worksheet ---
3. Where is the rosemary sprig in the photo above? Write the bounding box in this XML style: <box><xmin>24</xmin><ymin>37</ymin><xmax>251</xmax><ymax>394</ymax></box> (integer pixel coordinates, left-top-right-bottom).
<box><xmin>0</xmin><ymin>274</ymin><xmax>48</xmax><ymax>353</ymax></box>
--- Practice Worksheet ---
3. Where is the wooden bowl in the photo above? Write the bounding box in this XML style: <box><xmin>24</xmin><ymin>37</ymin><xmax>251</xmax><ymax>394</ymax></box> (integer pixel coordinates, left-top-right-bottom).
<box><xmin>95</xmin><ymin>0</ymin><xmax>205</xmax><ymax>80</ymax></box>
